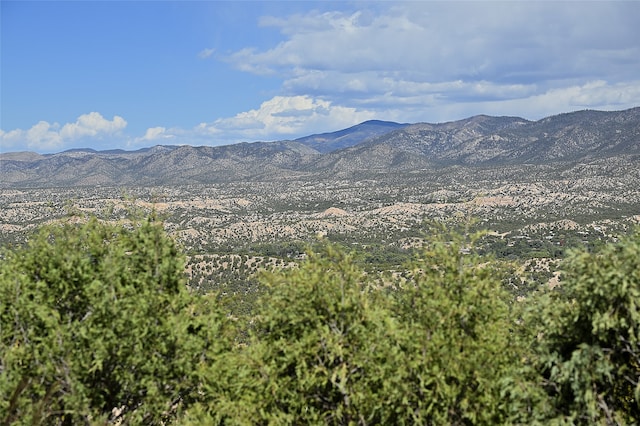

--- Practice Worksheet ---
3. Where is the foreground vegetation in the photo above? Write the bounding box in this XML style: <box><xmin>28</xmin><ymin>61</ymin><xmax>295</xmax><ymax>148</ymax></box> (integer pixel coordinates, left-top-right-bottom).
<box><xmin>1</xmin><ymin>215</ymin><xmax>639</xmax><ymax>424</ymax></box>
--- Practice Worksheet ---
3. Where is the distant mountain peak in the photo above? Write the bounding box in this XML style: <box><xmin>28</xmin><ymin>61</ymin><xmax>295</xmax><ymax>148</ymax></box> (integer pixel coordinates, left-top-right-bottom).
<box><xmin>294</xmin><ymin>120</ymin><xmax>408</xmax><ymax>153</ymax></box>
<box><xmin>358</xmin><ymin>119</ymin><xmax>406</xmax><ymax>126</ymax></box>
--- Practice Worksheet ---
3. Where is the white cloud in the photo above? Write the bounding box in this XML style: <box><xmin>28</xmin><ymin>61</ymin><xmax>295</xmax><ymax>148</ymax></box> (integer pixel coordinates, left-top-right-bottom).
<box><xmin>398</xmin><ymin>80</ymin><xmax>640</xmax><ymax>124</ymax></box>
<box><xmin>0</xmin><ymin>121</ymin><xmax>63</xmax><ymax>152</ymax></box>
<box><xmin>0</xmin><ymin>112</ymin><xmax>127</xmax><ymax>152</ymax></box>
<box><xmin>27</xmin><ymin>121</ymin><xmax>63</xmax><ymax>148</ymax></box>
<box><xmin>487</xmin><ymin>80</ymin><xmax>640</xmax><ymax>120</ymax></box>
<box><xmin>59</xmin><ymin>112</ymin><xmax>127</xmax><ymax>140</ymax></box>
<box><xmin>138</xmin><ymin>126</ymin><xmax>175</xmax><ymax>142</ymax></box>
<box><xmin>197</xmin><ymin>95</ymin><xmax>377</xmax><ymax>143</ymax></box>
<box><xmin>225</xmin><ymin>2</ymin><xmax>640</xmax><ymax>121</ymax></box>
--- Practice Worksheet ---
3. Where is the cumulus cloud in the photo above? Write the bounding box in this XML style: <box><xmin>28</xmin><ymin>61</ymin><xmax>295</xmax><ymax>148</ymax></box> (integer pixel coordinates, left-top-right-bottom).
<box><xmin>0</xmin><ymin>112</ymin><xmax>127</xmax><ymax>152</ymax></box>
<box><xmin>0</xmin><ymin>121</ymin><xmax>63</xmax><ymax>151</ymax></box>
<box><xmin>138</xmin><ymin>126</ymin><xmax>175</xmax><ymax>142</ymax></box>
<box><xmin>197</xmin><ymin>95</ymin><xmax>377</xmax><ymax>143</ymax></box>
<box><xmin>59</xmin><ymin>112</ymin><xmax>127</xmax><ymax>140</ymax></box>
<box><xmin>225</xmin><ymin>2</ymin><xmax>640</xmax><ymax>120</ymax></box>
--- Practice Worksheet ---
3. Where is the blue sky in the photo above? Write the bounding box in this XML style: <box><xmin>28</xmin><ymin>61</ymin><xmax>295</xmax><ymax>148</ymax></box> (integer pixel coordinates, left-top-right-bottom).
<box><xmin>1</xmin><ymin>1</ymin><xmax>639</xmax><ymax>153</ymax></box>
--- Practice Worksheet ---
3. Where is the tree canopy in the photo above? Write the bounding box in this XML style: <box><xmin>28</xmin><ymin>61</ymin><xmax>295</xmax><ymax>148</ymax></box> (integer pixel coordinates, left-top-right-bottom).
<box><xmin>530</xmin><ymin>230</ymin><xmax>640</xmax><ymax>424</ymax></box>
<box><xmin>1</xmin><ymin>215</ymin><xmax>638</xmax><ymax>424</ymax></box>
<box><xmin>0</xmin><ymin>215</ymin><xmax>227</xmax><ymax>425</ymax></box>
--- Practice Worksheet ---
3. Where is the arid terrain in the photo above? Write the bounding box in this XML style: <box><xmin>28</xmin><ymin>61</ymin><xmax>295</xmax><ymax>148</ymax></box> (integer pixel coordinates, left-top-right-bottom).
<box><xmin>2</xmin><ymin>160</ymin><xmax>639</xmax><ymax>296</ymax></box>
<box><xmin>2</xmin><ymin>108</ymin><xmax>640</xmax><ymax>296</ymax></box>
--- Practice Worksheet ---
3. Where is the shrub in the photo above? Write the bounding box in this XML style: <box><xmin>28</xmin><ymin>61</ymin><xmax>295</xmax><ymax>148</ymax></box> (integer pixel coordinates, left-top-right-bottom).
<box><xmin>0</xmin><ymin>215</ymin><xmax>226</xmax><ymax>425</ymax></box>
<box><xmin>534</xmin><ymin>229</ymin><xmax>640</xmax><ymax>424</ymax></box>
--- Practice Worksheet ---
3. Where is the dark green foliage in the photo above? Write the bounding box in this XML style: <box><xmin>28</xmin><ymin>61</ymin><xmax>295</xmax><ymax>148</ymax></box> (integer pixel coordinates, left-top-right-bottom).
<box><xmin>389</xmin><ymin>227</ymin><xmax>533</xmax><ymax>424</ymax></box>
<box><xmin>3</xmin><ymin>214</ymin><xmax>640</xmax><ymax>425</ymax></box>
<box><xmin>531</xmin><ymin>230</ymin><xmax>640</xmax><ymax>424</ymax></box>
<box><xmin>0</xmin><ymin>215</ymin><xmax>227</xmax><ymax>425</ymax></box>
<box><xmin>187</xmin><ymin>232</ymin><xmax>538</xmax><ymax>424</ymax></box>
<box><xmin>187</xmin><ymin>245</ymin><xmax>407</xmax><ymax>424</ymax></box>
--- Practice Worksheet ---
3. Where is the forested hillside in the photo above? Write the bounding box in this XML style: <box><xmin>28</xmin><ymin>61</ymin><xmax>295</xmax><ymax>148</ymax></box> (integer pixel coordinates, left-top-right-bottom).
<box><xmin>1</xmin><ymin>215</ymin><xmax>638</xmax><ymax>424</ymax></box>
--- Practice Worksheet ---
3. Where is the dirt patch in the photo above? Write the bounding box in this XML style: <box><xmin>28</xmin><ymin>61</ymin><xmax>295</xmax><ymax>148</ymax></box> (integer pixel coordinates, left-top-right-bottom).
<box><xmin>317</xmin><ymin>207</ymin><xmax>349</xmax><ymax>217</ymax></box>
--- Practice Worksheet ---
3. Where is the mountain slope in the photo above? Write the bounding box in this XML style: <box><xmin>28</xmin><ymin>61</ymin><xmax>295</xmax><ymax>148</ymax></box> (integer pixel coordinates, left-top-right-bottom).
<box><xmin>1</xmin><ymin>107</ymin><xmax>638</xmax><ymax>188</ymax></box>
<box><xmin>310</xmin><ymin>108</ymin><xmax>640</xmax><ymax>171</ymax></box>
<box><xmin>294</xmin><ymin>120</ymin><xmax>408</xmax><ymax>153</ymax></box>
<box><xmin>0</xmin><ymin>141</ymin><xmax>321</xmax><ymax>187</ymax></box>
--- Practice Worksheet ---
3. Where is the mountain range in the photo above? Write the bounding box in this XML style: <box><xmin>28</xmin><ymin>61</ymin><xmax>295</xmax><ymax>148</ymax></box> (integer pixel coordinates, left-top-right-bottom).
<box><xmin>1</xmin><ymin>107</ymin><xmax>639</xmax><ymax>188</ymax></box>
